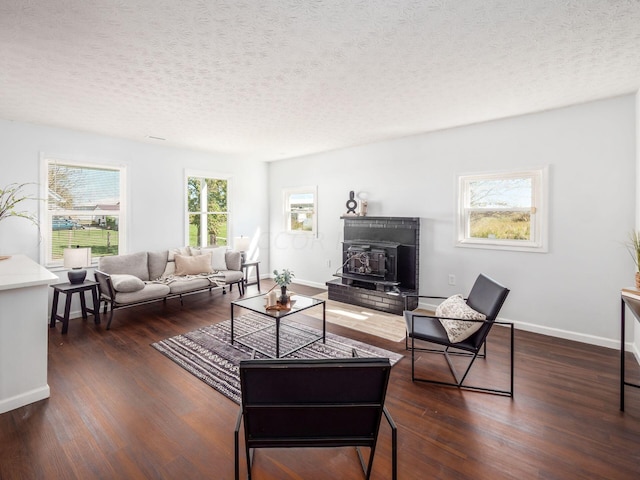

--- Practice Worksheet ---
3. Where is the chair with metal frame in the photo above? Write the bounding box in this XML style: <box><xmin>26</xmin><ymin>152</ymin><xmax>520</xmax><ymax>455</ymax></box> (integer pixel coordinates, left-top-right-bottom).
<box><xmin>404</xmin><ymin>273</ymin><xmax>512</xmax><ymax>396</ymax></box>
<box><xmin>234</xmin><ymin>356</ymin><xmax>397</xmax><ymax>480</ymax></box>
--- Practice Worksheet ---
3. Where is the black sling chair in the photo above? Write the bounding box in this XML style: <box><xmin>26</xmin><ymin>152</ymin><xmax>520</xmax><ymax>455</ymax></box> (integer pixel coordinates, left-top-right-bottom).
<box><xmin>234</xmin><ymin>357</ymin><xmax>397</xmax><ymax>479</ymax></box>
<box><xmin>404</xmin><ymin>274</ymin><xmax>512</xmax><ymax>396</ymax></box>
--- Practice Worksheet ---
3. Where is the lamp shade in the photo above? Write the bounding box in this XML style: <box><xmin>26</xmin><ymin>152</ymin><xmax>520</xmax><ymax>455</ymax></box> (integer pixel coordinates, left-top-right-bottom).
<box><xmin>63</xmin><ymin>247</ymin><xmax>91</xmax><ymax>284</ymax></box>
<box><xmin>63</xmin><ymin>247</ymin><xmax>91</xmax><ymax>269</ymax></box>
<box><xmin>234</xmin><ymin>236</ymin><xmax>251</xmax><ymax>252</ymax></box>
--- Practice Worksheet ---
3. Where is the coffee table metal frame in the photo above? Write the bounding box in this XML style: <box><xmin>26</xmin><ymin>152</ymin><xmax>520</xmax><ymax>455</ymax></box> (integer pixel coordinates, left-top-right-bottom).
<box><xmin>230</xmin><ymin>294</ymin><xmax>326</xmax><ymax>358</ymax></box>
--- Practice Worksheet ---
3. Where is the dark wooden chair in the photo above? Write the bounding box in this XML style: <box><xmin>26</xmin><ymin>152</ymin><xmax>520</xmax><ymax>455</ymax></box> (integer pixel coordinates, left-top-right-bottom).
<box><xmin>234</xmin><ymin>357</ymin><xmax>397</xmax><ymax>480</ymax></box>
<box><xmin>404</xmin><ymin>273</ymin><xmax>512</xmax><ymax>396</ymax></box>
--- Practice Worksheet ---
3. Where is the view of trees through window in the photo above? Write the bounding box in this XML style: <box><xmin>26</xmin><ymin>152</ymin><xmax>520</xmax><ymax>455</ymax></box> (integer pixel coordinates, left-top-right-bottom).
<box><xmin>187</xmin><ymin>176</ymin><xmax>228</xmax><ymax>247</ymax></box>
<box><xmin>46</xmin><ymin>161</ymin><xmax>122</xmax><ymax>262</ymax></box>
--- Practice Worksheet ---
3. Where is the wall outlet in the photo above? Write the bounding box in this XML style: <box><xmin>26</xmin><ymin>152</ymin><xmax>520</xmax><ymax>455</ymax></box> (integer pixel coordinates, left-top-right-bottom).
<box><xmin>326</xmin><ymin>259</ymin><xmax>331</xmax><ymax>268</ymax></box>
<box><xmin>448</xmin><ymin>274</ymin><xmax>456</xmax><ymax>286</ymax></box>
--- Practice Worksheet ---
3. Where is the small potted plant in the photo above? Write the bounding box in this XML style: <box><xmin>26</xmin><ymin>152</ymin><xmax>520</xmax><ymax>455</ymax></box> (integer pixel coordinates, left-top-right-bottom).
<box><xmin>626</xmin><ymin>231</ymin><xmax>640</xmax><ymax>288</ymax></box>
<box><xmin>273</xmin><ymin>268</ymin><xmax>294</xmax><ymax>304</ymax></box>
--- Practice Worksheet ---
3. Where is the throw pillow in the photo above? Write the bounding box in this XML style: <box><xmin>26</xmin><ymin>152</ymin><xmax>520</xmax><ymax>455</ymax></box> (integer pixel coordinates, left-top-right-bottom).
<box><xmin>174</xmin><ymin>253</ymin><xmax>213</xmax><ymax>276</ymax></box>
<box><xmin>168</xmin><ymin>247</ymin><xmax>191</xmax><ymax>262</ymax></box>
<box><xmin>110</xmin><ymin>274</ymin><xmax>145</xmax><ymax>293</ymax></box>
<box><xmin>436</xmin><ymin>294</ymin><xmax>486</xmax><ymax>343</ymax></box>
<box><xmin>194</xmin><ymin>247</ymin><xmax>228</xmax><ymax>271</ymax></box>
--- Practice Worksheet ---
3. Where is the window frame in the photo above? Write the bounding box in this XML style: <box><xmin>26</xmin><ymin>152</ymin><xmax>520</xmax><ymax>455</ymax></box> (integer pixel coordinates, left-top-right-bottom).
<box><xmin>283</xmin><ymin>186</ymin><xmax>317</xmax><ymax>236</ymax></box>
<box><xmin>456</xmin><ymin>167</ymin><xmax>548</xmax><ymax>253</ymax></box>
<box><xmin>184</xmin><ymin>170</ymin><xmax>232</xmax><ymax>248</ymax></box>
<box><xmin>40</xmin><ymin>155</ymin><xmax>127</xmax><ymax>268</ymax></box>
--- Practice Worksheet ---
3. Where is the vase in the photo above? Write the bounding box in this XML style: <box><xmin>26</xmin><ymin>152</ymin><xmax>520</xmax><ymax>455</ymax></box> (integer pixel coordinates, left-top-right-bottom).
<box><xmin>280</xmin><ymin>286</ymin><xmax>288</xmax><ymax>304</ymax></box>
<box><xmin>636</xmin><ymin>272</ymin><xmax>640</xmax><ymax>289</ymax></box>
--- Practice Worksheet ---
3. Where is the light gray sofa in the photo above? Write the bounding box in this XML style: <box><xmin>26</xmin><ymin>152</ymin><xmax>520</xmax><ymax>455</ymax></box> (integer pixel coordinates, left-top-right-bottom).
<box><xmin>95</xmin><ymin>247</ymin><xmax>244</xmax><ymax>329</ymax></box>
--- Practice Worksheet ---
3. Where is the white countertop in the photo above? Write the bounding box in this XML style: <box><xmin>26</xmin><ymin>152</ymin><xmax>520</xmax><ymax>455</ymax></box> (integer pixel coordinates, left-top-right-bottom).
<box><xmin>0</xmin><ymin>254</ymin><xmax>58</xmax><ymax>291</ymax></box>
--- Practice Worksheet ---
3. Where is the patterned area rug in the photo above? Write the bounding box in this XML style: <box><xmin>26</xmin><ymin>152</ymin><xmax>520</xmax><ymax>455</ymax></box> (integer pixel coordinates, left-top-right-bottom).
<box><xmin>151</xmin><ymin>313</ymin><xmax>403</xmax><ymax>404</ymax></box>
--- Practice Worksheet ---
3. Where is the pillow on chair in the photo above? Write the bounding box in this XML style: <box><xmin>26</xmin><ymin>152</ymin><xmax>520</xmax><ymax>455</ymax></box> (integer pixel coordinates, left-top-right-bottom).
<box><xmin>436</xmin><ymin>294</ymin><xmax>486</xmax><ymax>343</ymax></box>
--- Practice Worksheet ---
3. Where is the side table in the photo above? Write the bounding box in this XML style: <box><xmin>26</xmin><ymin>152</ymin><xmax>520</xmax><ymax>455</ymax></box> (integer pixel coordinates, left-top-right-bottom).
<box><xmin>50</xmin><ymin>280</ymin><xmax>100</xmax><ymax>334</ymax></box>
<box><xmin>620</xmin><ymin>287</ymin><xmax>640</xmax><ymax>411</ymax></box>
<box><xmin>242</xmin><ymin>261</ymin><xmax>261</xmax><ymax>292</ymax></box>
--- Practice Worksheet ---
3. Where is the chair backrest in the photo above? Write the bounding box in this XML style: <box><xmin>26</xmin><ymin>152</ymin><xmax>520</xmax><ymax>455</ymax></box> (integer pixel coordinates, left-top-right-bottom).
<box><xmin>239</xmin><ymin>357</ymin><xmax>391</xmax><ymax>449</ymax></box>
<box><xmin>465</xmin><ymin>274</ymin><xmax>510</xmax><ymax>348</ymax></box>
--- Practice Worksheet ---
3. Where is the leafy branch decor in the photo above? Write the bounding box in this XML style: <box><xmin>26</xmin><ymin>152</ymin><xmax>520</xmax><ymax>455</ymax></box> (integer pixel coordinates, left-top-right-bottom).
<box><xmin>0</xmin><ymin>183</ymin><xmax>39</xmax><ymax>226</ymax></box>
<box><xmin>273</xmin><ymin>268</ymin><xmax>294</xmax><ymax>287</ymax></box>
<box><xmin>625</xmin><ymin>231</ymin><xmax>640</xmax><ymax>288</ymax></box>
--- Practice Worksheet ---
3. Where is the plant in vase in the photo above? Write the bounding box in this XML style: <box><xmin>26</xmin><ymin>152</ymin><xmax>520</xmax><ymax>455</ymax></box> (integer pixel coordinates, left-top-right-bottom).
<box><xmin>0</xmin><ymin>183</ymin><xmax>39</xmax><ymax>257</ymax></box>
<box><xmin>273</xmin><ymin>268</ymin><xmax>294</xmax><ymax>304</ymax></box>
<box><xmin>625</xmin><ymin>231</ymin><xmax>640</xmax><ymax>289</ymax></box>
<box><xmin>0</xmin><ymin>183</ymin><xmax>39</xmax><ymax>226</ymax></box>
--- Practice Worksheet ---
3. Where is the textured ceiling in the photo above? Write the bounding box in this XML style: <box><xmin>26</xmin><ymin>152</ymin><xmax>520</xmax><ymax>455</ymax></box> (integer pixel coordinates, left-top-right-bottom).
<box><xmin>1</xmin><ymin>0</ymin><xmax>640</xmax><ymax>161</ymax></box>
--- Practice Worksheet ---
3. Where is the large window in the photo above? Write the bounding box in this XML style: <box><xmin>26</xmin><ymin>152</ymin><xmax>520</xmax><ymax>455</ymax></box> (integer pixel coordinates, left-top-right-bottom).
<box><xmin>457</xmin><ymin>167</ymin><xmax>548</xmax><ymax>252</ymax></box>
<box><xmin>186</xmin><ymin>173</ymin><xmax>229</xmax><ymax>247</ymax></box>
<box><xmin>284</xmin><ymin>186</ymin><xmax>317</xmax><ymax>234</ymax></box>
<box><xmin>42</xmin><ymin>158</ymin><xmax>125</xmax><ymax>266</ymax></box>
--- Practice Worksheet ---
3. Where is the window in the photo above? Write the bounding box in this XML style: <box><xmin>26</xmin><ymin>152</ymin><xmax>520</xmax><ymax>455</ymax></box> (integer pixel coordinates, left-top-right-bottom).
<box><xmin>186</xmin><ymin>173</ymin><xmax>229</xmax><ymax>247</ymax></box>
<box><xmin>457</xmin><ymin>167</ymin><xmax>548</xmax><ymax>252</ymax></box>
<box><xmin>42</xmin><ymin>158</ymin><xmax>125</xmax><ymax>266</ymax></box>
<box><xmin>284</xmin><ymin>186</ymin><xmax>317</xmax><ymax>234</ymax></box>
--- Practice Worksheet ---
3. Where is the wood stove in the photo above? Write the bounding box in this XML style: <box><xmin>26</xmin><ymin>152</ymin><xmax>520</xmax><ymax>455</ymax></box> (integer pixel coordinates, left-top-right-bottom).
<box><xmin>327</xmin><ymin>216</ymin><xmax>419</xmax><ymax>315</ymax></box>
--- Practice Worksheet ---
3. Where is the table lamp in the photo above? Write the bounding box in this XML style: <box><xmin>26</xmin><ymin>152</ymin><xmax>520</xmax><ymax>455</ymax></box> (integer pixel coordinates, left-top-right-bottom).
<box><xmin>63</xmin><ymin>247</ymin><xmax>91</xmax><ymax>284</ymax></box>
<box><xmin>234</xmin><ymin>236</ymin><xmax>251</xmax><ymax>263</ymax></box>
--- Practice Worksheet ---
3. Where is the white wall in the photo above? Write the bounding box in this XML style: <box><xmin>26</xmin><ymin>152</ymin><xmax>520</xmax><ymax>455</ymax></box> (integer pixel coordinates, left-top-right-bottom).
<box><xmin>269</xmin><ymin>95</ymin><xmax>637</xmax><ymax>349</ymax></box>
<box><xmin>0</xmin><ymin>119</ymin><xmax>269</xmax><ymax>313</ymax></box>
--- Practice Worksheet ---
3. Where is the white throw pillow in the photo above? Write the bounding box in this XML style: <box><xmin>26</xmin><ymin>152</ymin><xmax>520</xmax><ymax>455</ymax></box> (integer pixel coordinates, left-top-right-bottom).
<box><xmin>168</xmin><ymin>247</ymin><xmax>191</xmax><ymax>262</ymax></box>
<box><xmin>436</xmin><ymin>294</ymin><xmax>486</xmax><ymax>343</ymax></box>
<box><xmin>195</xmin><ymin>247</ymin><xmax>228</xmax><ymax>271</ymax></box>
<box><xmin>110</xmin><ymin>274</ymin><xmax>145</xmax><ymax>293</ymax></box>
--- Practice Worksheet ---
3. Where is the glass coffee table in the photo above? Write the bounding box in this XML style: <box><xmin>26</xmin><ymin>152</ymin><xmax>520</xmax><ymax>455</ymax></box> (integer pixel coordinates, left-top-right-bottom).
<box><xmin>230</xmin><ymin>294</ymin><xmax>326</xmax><ymax>358</ymax></box>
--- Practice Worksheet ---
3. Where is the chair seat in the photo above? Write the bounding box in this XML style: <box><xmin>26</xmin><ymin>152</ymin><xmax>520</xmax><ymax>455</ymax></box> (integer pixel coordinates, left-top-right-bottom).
<box><xmin>404</xmin><ymin>311</ymin><xmax>479</xmax><ymax>352</ymax></box>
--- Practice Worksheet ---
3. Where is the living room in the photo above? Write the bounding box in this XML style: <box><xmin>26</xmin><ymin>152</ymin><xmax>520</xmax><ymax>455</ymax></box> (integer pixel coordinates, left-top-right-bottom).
<box><xmin>1</xmin><ymin>1</ymin><xmax>640</xmax><ymax>478</ymax></box>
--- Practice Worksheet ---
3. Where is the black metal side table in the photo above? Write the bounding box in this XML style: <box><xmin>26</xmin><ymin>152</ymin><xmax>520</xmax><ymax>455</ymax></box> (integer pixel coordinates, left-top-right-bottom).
<box><xmin>620</xmin><ymin>287</ymin><xmax>640</xmax><ymax>411</ymax></box>
<box><xmin>50</xmin><ymin>280</ymin><xmax>100</xmax><ymax>334</ymax></box>
<box><xmin>242</xmin><ymin>261</ymin><xmax>261</xmax><ymax>292</ymax></box>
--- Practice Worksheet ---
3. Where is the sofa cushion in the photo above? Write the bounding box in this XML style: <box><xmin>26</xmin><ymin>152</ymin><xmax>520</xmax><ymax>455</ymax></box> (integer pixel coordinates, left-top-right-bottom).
<box><xmin>436</xmin><ymin>294</ymin><xmax>486</xmax><ymax>343</ymax></box>
<box><xmin>168</xmin><ymin>277</ymin><xmax>213</xmax><ymax>294</ymax></box>
<box><xmin>193</xmin><ymin>247</ymin><xmax>228</xmax><ymax>271</ymax></box>
<box><xmin>219</xmin><ymin>270</ymin><xmax>243</xmax><ymax>283</ymax></box>
<box><xmin>110</xmin><ymin>274</ymin><xmax>145</xmax><ymax>293</ymax></box>
<box><xmin>113</xmin><ymin>283</ymin><xmax>170</xmax><ymax>305</ymax></box>
<box><xmin>148</xmin><ymin>250</ymin><xmax>169</xmax><ymax>281</ymax></box>
<box><xmin>98</xmin><ymin>251</ymin><xmax>150</xmax><ymax>281</ymax></box>
<box><xmin>168</xmin><ymin>247</ymin><xmax>191</xmax><ymax>261</ymax></box>
<box><xmin>174</xmin><ymin>253</ymin><xmax>213</xmax><ymax>276</ymax></box>
<box><xmin>225</xmin><ymin>250</ymin><xmax>242</xmax><ymax>271</ymax></box>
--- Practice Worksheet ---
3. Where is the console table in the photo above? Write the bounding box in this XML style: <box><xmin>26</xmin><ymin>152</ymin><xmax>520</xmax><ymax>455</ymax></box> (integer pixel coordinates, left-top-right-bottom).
<box><xmin>620</xmin><ymin>287</ymin><xmax>640</xmax><ymax>411</ymax></box>
<box><xmin>50</xmin><ymin>280</ymin><xmax>100</xmax><ymax>334</ymax></box>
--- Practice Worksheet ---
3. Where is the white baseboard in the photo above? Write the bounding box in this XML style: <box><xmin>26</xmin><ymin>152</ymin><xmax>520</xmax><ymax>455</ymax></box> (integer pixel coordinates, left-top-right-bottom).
<box><xmin>417</xmin><ymin>300</ymin><xmax>637</xmax><ymax>357</ymax></box>
<box><xmin>0</xmin><ymin>385</ymin><xmax>50</xmax><ymax>414</ymax></box>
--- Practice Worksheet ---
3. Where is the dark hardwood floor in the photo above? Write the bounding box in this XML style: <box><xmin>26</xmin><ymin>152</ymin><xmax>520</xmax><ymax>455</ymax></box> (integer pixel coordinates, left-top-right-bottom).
<box><xmin>2</xmin><ymin>280</ymin><xmax>640</xmax><ymax>479</ymax></box>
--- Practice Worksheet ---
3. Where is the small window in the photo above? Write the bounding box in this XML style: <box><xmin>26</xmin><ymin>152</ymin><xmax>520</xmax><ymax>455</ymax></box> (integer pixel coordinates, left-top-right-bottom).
<box><xmin>284</xmin><ymin>186</ymin><xmax>317</xmax><ymax>234</ymax></box>
<box><xmin>457</xmin><ymin>167</ymin><xmax>548</xmax><ymax>252</ymax></box>
<box><xmin>42</xmin><ymin>158</ymin><xmax>125</xmax><ymax>266</ymax></box>
<box><xmin>186</xmin><ymin>173</ymin><xmax>230</xmax><ymax>247</ymax></box>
